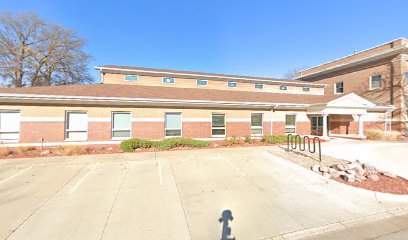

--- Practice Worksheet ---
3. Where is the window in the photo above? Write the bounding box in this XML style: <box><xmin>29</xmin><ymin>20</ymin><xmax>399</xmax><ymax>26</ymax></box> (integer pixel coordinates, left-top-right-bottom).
<box><xmin>0</xmin><ymin>111</ymin><xmax>20</xmax><ymax>141</ymax></box>
<box><xmin>165</xmin><ymin>113</ymin><xmax>182</xmax><ymax>137</ymax></box>
<box><xmin>228</xmin><ymin>82</ymin><xmax>237</xmax><ymax>88</ymax></box>
<box><xmin>254</xmin><ymin>83</ymin><xmax>263</xmax><ymax>89</ymax></box>
<box><xmin>112</xmin><ymin>112</ymin><xmax>131</xmax><ymax>139</ymax></box>
<box><xmin>251</xmin><ymin>113</ymin><xmax>263</xmax><ymax>136</ymax></box>
<box><xmin>335</xmin><ymin>82</ymin><xmax>344</xmax><ymax>94</ymax></box>
<box><xmin>196</xmin><ymin>79</ymin><xmax>208</xmax><ymax>86</ymax></box>
<box><xmin>65</xmin><ymin>111</ymin><xmax>88</xmax><ymax>141</ymax></box>
<box><xmin>124</xmin><ymin>75</ymin><xmax>138</xmax><ymax>81</ymax></box>
<box><xmin>405</xmin><ymin>72</ymin><xmax>408</xmax><ymax>86</ymax></box>
<box><xmin>212</xmin><ymin>114</ymin><xmax>226</xmax><ymax>137</ymax></box>
<box><xmin>370</xmin><ymin>75</ymin><xmax>382</xmax><ymax>89</ymax></box>
<box><xmin>303</xmin><ymin>87</ymin><xmax>310</xmax><ymax>92</ymax></box>
<box><xmin>162</xmin><ymin>77</ymin><xmax>175</xmax><ymax>84</ymax></box>
<box><xmin>285</xmin><ymin>114</ymin><xmax>296</xmax><ymax>134</ymax></box>
<box><xmin>280</xmin><ymin>85</ymin><xmax>288</xmax><ymax>90</ymax></box>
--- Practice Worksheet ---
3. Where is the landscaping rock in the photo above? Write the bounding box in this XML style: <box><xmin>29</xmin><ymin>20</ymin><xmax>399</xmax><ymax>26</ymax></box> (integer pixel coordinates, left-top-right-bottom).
<box><xmin>328</xmin><ymin>168</ymin><xmax>337</xmax><ymax>174</ymax></box>
<box><xmin>319</xmin><ymin>166</ymin><xmax>329</xmax><ymax>172</ymax></box>
<box><xmin>341</xmin><ymin>174</ymin><xmax>356</xmax><ymax>183</ymax></box>
<box><xmin>363</xmin><ymin>163</ymin><xmax>377</xmax><ymax>171</ymax></box>
<box><xmin>348</xmin><ymin>163</ymin><xmax>359</xmax><ymax>170</ymax></box>
<box><xmin>106</xmin><ymin>147</ymin><xmax>113</xmax><ymax>151</ymax></box>
<box><xmin>336</xmin><ymin>164</ymin><xmax>347</xmax><ymax>171</ymax></box>
<box><xmin>331</xmin><ymin>171</ymin><xmax>340</xmax><ymax>178</ymax></box>
<box><xmin>40</xmin><ymin>150</ymin><xmax>51</xmax><ymax>156</ymax></box>
<box><xmin>311</xmin><ymin>164</ymin><xmax>320</xmax><ymax>173</ymax></box>
<box><xmin>337</xmin><ymin>171</ymin><xmax>347</xmax><ymax>176</ymax></box>
<box><xmin>95</xmin><ymin>147</ymin><xmax>105</xmax><ymax>151</ymax></box>
<box><xmin>367</xmin><ymin>174</ymin><xmax>380</xmax><ymax>182</ymax></box>
<box><xmin>355</xmin><ymin>166</ymin><xmax>365</xmax><ymax>176</ymax></box>
<box><xmin>383</xmin><ymin>172</ymin><xmax>397</xmax><ymax>178</ymax></box>
<box><xmin>322</xmin><ymin>172</ymin><xmax>331</xmax><ymax>178</ymax></box>
<box><xmin>346</xmin><ymin>169</ymin><xmax>356</xmax><ymax>175</ymax></box>
<box><xmin>355</xmin><ymin>174</ymin><xmax>367</xmax><ymax>181</ymax></box>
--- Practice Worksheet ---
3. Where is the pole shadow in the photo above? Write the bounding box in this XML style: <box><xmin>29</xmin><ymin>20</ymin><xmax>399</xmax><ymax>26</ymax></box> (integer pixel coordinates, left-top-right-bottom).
<box><xmin>219</xmin><ymin>209</ymin><xmax>235</xmax><ymax>240</ymax></box>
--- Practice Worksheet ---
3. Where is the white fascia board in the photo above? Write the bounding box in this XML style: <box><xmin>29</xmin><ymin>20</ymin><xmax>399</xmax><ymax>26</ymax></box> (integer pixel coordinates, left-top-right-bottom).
<box><xmin>94</xmin><ymin>66</ymin><xmax>326</xmax><ymax>87</ymax></box>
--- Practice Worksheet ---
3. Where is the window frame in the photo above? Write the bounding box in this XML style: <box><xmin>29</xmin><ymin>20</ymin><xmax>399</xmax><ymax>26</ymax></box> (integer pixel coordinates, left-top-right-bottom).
<box><xmin>285</xmin><ymin>114</ymin><xmax>296</xmax><ymax>134</ymax></box>
<box><xmin>164</xmin><ymin>112</ymin><xmax>182</xmax><ymax>138</ymax></box>
<box><xmin>334</xmin><ymin>81</ymin><xmax>344</xmax><ymax>94</ymax></box>
<box><xmin>111</xmin><ymin>111</ymin><xmax>132</xmax><ymax>140</ymax></box>
<box><xmin>254</xmin><ymin>83</ymin><xmax>264</xmax><ymax>90</ymax></box>
<box><xmin>0</xmin><ymin>110</ymin><xmax>20</xmax><ymax>142</ymax></box>
<box><xmin>251</xmin><ymin>113</ymin><xmax>263</xmax><ymax>136</ymax></box>
<box><xmin>405</xmin><ymin>72</ymin><xmax>408</xmax><ymax>86</ymax></box>
<box><xmin>303</xmin><ymin>87</ymin><xmax>310</xmax><ymax>92</ymax></box>
<box><xmin>162</xmin><ymin>77</ymin><xmax>175</xmax><ymax>84</ymax></box>
<box><xmin>280</xmin><ymin>85</ymin><xmax>288</xmax><ymax>90</ymax></box>
<box><xmin>64</xmin><ymin>111</ymin><xmax>88</xmax><ymax>141</ymax></box>
<box><xmin>369</xmin><ymin>75</ymin><xmax>382</xmax><ymax>90</ymax></box>
<box><xmin>211</xmin><ymin>113</ymin><xmax>226</xmax><ymax>137</ymax></box>
<box><xmin>196</xmin><ymin>79</ymin><xmax>208</xmax><ymax>86</ymax></box>
<box><xmin>227</xmin><ymin>82</ymin><xmax>237</xmax><ymax>88</ymax></box>
<box><xmin>124</xmin><ymin>75</ymin><xmax>139</xmax><ymax>81</ymax></box>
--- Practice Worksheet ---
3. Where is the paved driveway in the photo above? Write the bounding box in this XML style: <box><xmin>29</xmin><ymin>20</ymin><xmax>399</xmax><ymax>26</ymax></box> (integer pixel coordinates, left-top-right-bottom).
<box><xmin>0</xmin><ymin>147</ymin><xmax>406</xmax><ymax>240</ymax></box>
<box><xmin>322</xmin><ymin>139</ymin><xmax>408</xmax><ymax>179</ymax></box>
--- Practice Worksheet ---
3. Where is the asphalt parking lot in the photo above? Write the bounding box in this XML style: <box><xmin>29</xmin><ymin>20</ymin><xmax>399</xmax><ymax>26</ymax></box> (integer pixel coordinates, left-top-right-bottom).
<box><xmin>0</xmin><ymin>146</ymin><xmax>407</xmax><ymax>240</ymax></box>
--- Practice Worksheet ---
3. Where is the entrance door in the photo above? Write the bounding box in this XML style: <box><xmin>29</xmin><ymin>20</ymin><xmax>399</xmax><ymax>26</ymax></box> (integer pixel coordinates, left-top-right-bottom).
<box><xmin>311</xmin><ymin>116</ymin><xmax>323</xmax><ymax>136</ymax></box>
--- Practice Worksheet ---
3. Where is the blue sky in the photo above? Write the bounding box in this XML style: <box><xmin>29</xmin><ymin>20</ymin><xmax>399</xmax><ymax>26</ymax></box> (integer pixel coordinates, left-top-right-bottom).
<box><xmin>1</xmin><ymin>0</ymin><xmax>407</xmax><ymax>81</ymax></box>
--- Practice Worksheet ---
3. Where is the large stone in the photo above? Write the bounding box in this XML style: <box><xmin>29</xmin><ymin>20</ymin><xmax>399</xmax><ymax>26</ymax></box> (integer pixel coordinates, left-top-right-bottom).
<box><xmin>346</xmin><ymin>169</ymin><xmax>356</xmax><ymax>175</ymax></box>
<box><xmin>363</xmin><ymin>163</ymin><xmax>377</xmax><ymax>171</ymax></box>
<box><xmin>355</xmin><ymin>174</ymin><xmax>367</xmax><ymax>181</ymax></box>
<box><xmin>330</xmin><ymin>171</ymin><xmax>340</xmax><ymax>178</ymax></box>
<box><xmin>383</xmin><ymin>172</ymin><xmax>397</xmax><ymax>178</ymax></box>
<box><xmin>337</xmin><ymin>171</ymin><xmax>347</xmax><ymax>176</ymax></box>
<box><xmin>348</xmin><ymin>163</ymin><xmax>360</xmax><ymax>170</ymax></box>
<box><xmin>40</xmin><ymin>150</ymin><xmax>51</xmax><ymax>156</ymax></box>
<box><xmin>341</xmin><ymin>174</ymin><xmax>356</xmax><ymax>183</ymax></box>
<box><xmin>311</xmin><ymin>164</ymin><xmax>320</xmax><ymax>172</ymax></box>
<box><xmin>336</xmin><ymin>164</ymin><xmax>348</xmax><ymax>171</ymax></box>
<box><xmin>328</xmin><ymin>168</ymin><xmax>337</xmax><ymax>174</ymax></box>
<box><xmin>322</xmin><ymin>172</ymin><xmax>331</xmax><ymax>178</ymax></box>
<box><xmin>319</xmin><ymin>166</ymin><xmax>329</xmax><ymax>172</ymax></box>
<box><xmin>367</xmin><ymin>174</ymin><xmax>380</xmax><ymax>181</ymax></box>
<box><xmin>355</xmin><ymin>166</ymin><xmax>365</xmax><ymax>176</ymax></box>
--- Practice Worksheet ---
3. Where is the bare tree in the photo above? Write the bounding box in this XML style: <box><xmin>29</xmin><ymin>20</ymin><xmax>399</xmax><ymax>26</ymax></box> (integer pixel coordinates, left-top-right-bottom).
<box><xmin>283</xmin><ymin>66</ymin><xmax>308</xmax><ymax>80</ymax></box>
<box><xmin>0</xmin><ymin>12</ymin><xmax>93</xmax><ymax>87</ymax></box>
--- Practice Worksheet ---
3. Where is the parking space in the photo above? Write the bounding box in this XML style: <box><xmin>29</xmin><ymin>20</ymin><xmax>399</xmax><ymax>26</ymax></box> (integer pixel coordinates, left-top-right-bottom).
<box><xmin>0</xmin><ymin>147</ymin><xmax>407</xmax><ymax>240</ymax></box>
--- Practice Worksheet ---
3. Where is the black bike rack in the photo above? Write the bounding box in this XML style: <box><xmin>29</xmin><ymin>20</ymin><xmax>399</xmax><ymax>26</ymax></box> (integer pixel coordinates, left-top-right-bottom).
<box><xmin>286</xmin><ymin>134</ymin><xmax>322</xmax><ymax>162</ymax></box>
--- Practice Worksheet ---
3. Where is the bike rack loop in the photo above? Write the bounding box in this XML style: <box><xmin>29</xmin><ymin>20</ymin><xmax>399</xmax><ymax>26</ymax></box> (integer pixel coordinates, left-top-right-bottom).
<box><xmin>286</xmin><ymin>134</ymin><xmax>322</xmax><ymax>162</ymax></box>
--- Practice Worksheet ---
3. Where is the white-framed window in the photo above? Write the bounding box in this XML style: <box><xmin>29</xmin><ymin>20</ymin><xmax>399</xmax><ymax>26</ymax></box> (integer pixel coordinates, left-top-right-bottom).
<box><xmin>0</xmin><ymin>111</ymin><xmax>20</xmax><ymax>141</ymax></box>
<box><xmin>280</xmin><ymin>85</ymin><xmax>288</xmax><ymax>90</ymax></box>
<box><xmin>303</xmin><ymin>87</ymin><xmax>310</xmax><ymax>92</ymax></box>
<box><xmin>162</xmin><ymin>77</ymin><xmax>175</xmax><ymax>84</ymax></box>
<box><xmin>405</xmin><ymin>72</ymin><xmax>408</xmax><ymax>86</ymax></box>
<box><xmin>228</xmin><ymin>82</ymin><xmax>237</xmax><ymax>88</ymax></box>
<box><xmin>251</xmin><ymin>113</ymin><xmax>263</xmax><ymax>136</ymax></box>
<box><xmin>369</xmin><ymin>75</ymin><xmax>382</xmax><ymax>90</ymax></box>
<box><xmin>165</xmin><ymin>113</ymin><xmax>182</xmax><ymax>137</ymax></box>
<box><xmin>254</xmin><ymin>83</ymin><xmax>263</xmax><ymax>89</ymax></box>
<box><xmin>335</xmin><ymin>81</ymin><xmax>344</xmax><ymax>94</ymax></box>
<box><xmin>196</xmin><ymin>79</ymin><xmax>208</xmax><ymax>86</ymax></box>
<box><xmin>65</xmin><ymin>111</ymin><xmax>88</xmax><ymax>141</ymax></box>
<box><xmin>285</xmin><ymin>114</ymin><xmax>296</xmax><ymax>134</ymax></box>
<box><xmin>124</xmin><ymin>75</ymin><xmax>138</xmax><ymax>81</ymax></box>
<box><xmin>112</xmin><ymin>112</ymin><xmax>131</xmax><ymax>139</ymax></box>
<box><xmin>212</xmin><ymin>114</ymin><xmax>226</xmax><ymax>137</ymax></box>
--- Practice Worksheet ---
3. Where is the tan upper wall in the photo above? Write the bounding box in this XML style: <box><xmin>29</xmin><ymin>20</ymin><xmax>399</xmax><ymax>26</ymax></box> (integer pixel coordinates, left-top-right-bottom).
<box><xmin>299</xmin><ymin>38</ymin><xmax>408</xmax><ymax>77</ymax></box>
<box><xmin>102</xmin><ymin>73</ymin><xmax>325</xmax><ymax>95</ymax></box>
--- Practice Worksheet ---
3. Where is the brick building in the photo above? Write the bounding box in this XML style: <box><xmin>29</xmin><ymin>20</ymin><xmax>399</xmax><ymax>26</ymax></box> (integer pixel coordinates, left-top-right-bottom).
<box><xmin>1</xmin><ymin>39</ymin><xmax>406</xmax><ymax>147</ymax></box>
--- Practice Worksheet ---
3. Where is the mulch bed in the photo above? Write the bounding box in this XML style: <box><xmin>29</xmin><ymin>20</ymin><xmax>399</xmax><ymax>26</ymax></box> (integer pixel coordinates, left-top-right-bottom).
<box><xmin>268</xmin><ymin>146</ymin><xmax>408</xmax><ymax>195</ymax></box>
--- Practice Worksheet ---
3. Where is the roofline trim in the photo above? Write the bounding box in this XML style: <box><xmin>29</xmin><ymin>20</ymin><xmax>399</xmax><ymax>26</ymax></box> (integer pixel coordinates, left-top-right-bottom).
<box><xmin>297</xmin><ymin>38</ymin><xmax>407</xmax><ymax>77</ymax></box>
<box><xmin>94</xmin><ymin>66</ymin><xmax>327</xmax><ymax>87</ymax></box>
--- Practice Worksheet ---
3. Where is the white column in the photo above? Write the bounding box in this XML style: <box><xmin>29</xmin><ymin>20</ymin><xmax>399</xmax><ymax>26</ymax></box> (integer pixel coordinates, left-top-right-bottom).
<box><xmin>358</xmin><ymin>114</ymin><xmax>366</xmax><ymax>138</ymax></box>
<box><xmin>322</xmin><ymin>114</ymin><xmax>329</xmax><ymax>140</ymax></box>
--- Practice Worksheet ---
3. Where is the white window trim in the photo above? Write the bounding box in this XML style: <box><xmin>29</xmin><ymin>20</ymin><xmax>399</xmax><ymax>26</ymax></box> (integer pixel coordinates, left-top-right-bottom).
<box><xmin>111</xmin><ymin>111</ymin><xmax>132</xmax><ymax>140</ymax></box>
<box><xmin>162</xmin><ymin>77</ymin><xmax>175</xmax><ymax>84</ymax></box>
<box><xmin>164</xmin><ymin>112</ymin><xmax>182</xmax><ymax>138</ymax></box>
<box><xmin>124</xmin><ymin>75</ymin><xmax>139</xmax><ymax>81</ymax></box>
<box><xmin>211</xmin><ymin>114</ymin><xmax>226</xmax><ymax>137</ymax></box>
<box><xmin>369</xmin><ymin>75</ymin><xmax>382</xmax><ymax>90</ymax></box>
<box><xmin>251</xmin><ymin>113</ymin><xmax>263</xmax><ymax>136</ymax></box>
<box><xmin>334</xmin><ymin>81</ymin><xmax>344</xmax><ymax>94</ymax></box>
<box><xmin>285</xmin><ymin>113</ymin><xmax>296</xmax><ymax>134</ymax></box>
<box><xmin>196</xmin><ymin>79</ymin><xmax>208</xmax><ymax>86</ymax></box>
<box><xmin>0</xmin><ymin>110</ymin><xmax>21</xmax><ymax>142</ymax></box>
<box><xmin>65</xmin><ymin>111</ymin><xmax>88</xmax><ymax>142</ymax></box>
<box><xmin>228</xmin><ymin>82</ymin><xmax>237</xmax><ymax>88</ymax></box>
<box><xmin>254</xmin><ymin>83</ymin><xmax>263</xmax><ymax>90</ymax></box>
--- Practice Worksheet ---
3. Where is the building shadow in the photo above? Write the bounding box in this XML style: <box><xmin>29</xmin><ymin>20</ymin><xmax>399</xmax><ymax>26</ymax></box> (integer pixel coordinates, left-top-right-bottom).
<box><xmin>219</xmin><ymin>209</ymin><xmax>235</xmax><ymax>240</ymax></box>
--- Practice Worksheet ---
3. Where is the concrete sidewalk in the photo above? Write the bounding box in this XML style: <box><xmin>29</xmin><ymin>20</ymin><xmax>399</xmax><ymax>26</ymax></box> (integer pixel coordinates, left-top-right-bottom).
<box><xmin>0</xmin><ymin>146</ymin><xmax>407</xmax><ymax>240</ymax></box>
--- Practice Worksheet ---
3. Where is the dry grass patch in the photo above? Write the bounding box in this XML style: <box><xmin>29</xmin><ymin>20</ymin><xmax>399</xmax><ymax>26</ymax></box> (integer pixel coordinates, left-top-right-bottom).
<box><xmin>57</xmin><ymin>145</ymin><xmax>90</xmax><ymax>156</ymax></box>
<box><xmin>365</xmin><ymin>129</ymin><xmax>402</xmax><ymax>141</ymax></box>
<box><xmin>0</xmin><ymin>148</ymin><xmax>14</xmax><ymax>157</ymax></box>
<box><xmin>15</xmin><ymin>146</ymin><xmax>36</xmax><ymax>155</ymax></box>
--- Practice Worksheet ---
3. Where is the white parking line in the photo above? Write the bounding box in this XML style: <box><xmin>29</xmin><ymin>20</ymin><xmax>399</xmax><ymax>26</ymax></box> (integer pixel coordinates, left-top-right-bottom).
<box><xmin>0</xmin><ymin>167</ymin><xmax>32</xmax><ymax>185</ymax></box>
<box><xmin>69</xmin><ymin>163</ymin><xmax>99</xmax><ymax>194</ymax></box>
<box><xmin>224</xmin><ymin>159</ymin><xmax>246</xmax><ymax>177</ymax></box>
<box><xmin>158</xmin><ymin>160</ymin><xmax>163</xmax><ymax>186</ymax></box>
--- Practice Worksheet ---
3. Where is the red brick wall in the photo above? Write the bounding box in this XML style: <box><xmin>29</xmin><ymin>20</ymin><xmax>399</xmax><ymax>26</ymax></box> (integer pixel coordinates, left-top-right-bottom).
<box><xmin>226</xmin><ymin>122</ymin><xmax>251</xmax><ymax>137</ymax></box>
<box><xmin>329</xmin><ymin>121</ymin><xmax>359</xmax><ymax>135</ymax></box>
<box><xmin>132</xmin><ymin>122</ymin><xmax>164</xmax><ymax>140</ymax></box>
<box><xmin>272</xmin><ymin>122</ymin><xmax>286</xmax><ymax>135</ymax></box>
<box><xmin>263</xmin><ymin>122</ymin><xmax>272</xmax><ymax>136</ymax></box>
<box><xmin>88</xmin><ymin>122</ymin><xmax>111</xmax><ymax>141</ymax></box>
<box><xmin>20</xmin><ymin>122</ymin><xmax>65</xmax><ymax>143</ymax></box>
<box><xmin>182</xmin><ymin>122</ymin><xmax>211</xmax><ymax>138</ymax></box>
<box><xmin>364</xmin><ymin>122</ymin><xmax>385</xmax><ymax>131</ymax></box>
